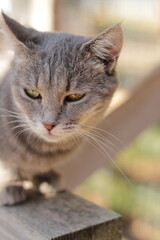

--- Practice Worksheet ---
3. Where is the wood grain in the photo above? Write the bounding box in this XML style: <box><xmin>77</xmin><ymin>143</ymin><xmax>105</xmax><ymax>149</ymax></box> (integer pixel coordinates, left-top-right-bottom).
<box><xmin>0</xmin><ymin>191</ymin><xmax>121</xmax><ymax>240</ymax></box>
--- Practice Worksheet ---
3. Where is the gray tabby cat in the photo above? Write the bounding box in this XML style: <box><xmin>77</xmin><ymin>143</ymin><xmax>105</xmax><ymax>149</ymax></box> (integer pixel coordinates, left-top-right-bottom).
<box><xmin>0</xmin><ymin>13</ymin><xmax>123</xmax><ymax>205</ymax></box>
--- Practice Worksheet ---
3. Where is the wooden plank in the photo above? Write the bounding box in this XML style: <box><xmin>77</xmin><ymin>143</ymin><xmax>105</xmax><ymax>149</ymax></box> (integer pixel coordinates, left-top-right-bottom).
<box><xmin>56</xmin><ymin>66</ymin><xmax>160</xmax><ymax>189</ymax></box>
<box><xmin>0</xmin><ymin>191</ymin><xmax>122</xmax><ymax>240</ymax></box>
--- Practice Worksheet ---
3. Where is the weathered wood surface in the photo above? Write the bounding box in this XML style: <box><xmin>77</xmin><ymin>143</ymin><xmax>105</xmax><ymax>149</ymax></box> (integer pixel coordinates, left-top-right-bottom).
<box><xmin>0</xmin><ymin>191</ymin><xmax>122</xmax><ymax>240</ymax></box>
<box><xmin>57</xmin><ymin>66</ymin><xmax>160</xmax><ymax>189</ymax></box>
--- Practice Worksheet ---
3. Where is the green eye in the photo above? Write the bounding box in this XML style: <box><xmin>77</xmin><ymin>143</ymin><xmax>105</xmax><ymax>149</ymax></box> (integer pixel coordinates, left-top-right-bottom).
<box><xmin>65</xmin><ymin>93</ymin><xmax>85</xmax><ymax>102</ymax></box>
<box><xmin>24</xmin><ymin>89</ymin><xmax>41</xmax><ymax>99</ymax></box>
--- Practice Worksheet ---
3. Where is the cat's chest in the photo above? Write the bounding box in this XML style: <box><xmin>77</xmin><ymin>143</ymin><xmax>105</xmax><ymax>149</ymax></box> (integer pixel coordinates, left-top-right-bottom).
<box><xmin>1</xmin><ymin>139</ymin><xmax>74</xmax><ymax>173</ymax></box>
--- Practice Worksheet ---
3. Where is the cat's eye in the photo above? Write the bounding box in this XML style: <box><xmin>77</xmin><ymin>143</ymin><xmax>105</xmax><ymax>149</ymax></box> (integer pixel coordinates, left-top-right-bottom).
<box><xmin>24</xmin><ymin>89</ymin><xmax>41</xmax><ymax>99</ymax></box>
<box><xmin>65</xmin><ymin>93</ymin><xmax>85</xmax><ymax>102</ymax></box>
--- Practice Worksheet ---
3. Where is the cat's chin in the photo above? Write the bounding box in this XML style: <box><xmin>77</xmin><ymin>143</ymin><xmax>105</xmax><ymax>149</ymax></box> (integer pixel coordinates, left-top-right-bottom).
<box><xmin>37</xmin><ymin>132</ymin><xmax>72</xmax><ymax>144</ymax></box>
<box><xmin>40</xmin><ymin>135</ymin><xmax>64</xmax><ymax>143</ymax></box>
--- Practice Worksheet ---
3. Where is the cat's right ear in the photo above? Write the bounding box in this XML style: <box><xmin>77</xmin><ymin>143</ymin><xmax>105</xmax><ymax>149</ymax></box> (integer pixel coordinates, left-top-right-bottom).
<box><xmin>0</xmin><ymin>12</ymin><xmax>36</xmax><ymax>57</ymax></box>
<box><xmin>81</xmin><ymin>24</ymin><xmax>123</xmax><ymax>72</ymax></box>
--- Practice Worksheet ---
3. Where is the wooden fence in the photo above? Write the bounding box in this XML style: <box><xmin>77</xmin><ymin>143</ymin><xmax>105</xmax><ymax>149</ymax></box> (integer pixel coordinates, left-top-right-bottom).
<box><xmin>0</xmin><ymin>191</ymin><xmax>121</xmax><ymax>240</ymax></box>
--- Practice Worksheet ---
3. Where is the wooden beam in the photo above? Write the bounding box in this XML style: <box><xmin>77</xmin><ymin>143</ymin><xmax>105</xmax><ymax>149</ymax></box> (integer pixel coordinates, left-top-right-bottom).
<box><xmin>0</xmin><ymin>191</ymin><xmax>122</xmax><ymax>240</ymax></box>
<box><xmin>57</xmin><ymin>66</ymin><xmax>160</xmax><ymax>189</ymax></box>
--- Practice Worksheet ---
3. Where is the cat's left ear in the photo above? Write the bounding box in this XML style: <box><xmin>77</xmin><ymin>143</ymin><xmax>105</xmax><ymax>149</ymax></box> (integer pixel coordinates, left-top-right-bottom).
<box><xmin>0</xmin><ymin>12</ymin><xmax>39</xmax><ymax>56</ymax></box>
<box><xmin>82</xmin><ymin>24</ymin><xmax>123</xmax><ymax>71</ymax></box>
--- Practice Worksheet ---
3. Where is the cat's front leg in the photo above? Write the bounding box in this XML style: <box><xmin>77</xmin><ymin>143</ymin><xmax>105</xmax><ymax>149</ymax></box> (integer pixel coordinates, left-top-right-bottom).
<box><xmin>0</xmin><ymin>183</ymin><xmax>27</xmax><ymax>206</ymax></box>
<box><xmin>0</xmin><ymin>168</ymin><xmax>27</xmax><ymax>206</ymax></box>
<box><xmin>32</xmin><ymin>170</ymin><xmax>63</xmax><ymax>194</ymax></box>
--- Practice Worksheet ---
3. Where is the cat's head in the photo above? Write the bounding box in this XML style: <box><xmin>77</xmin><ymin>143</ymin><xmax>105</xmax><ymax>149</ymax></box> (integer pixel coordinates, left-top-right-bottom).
<box><xmin>1</xmin><ymin>13</ymin><xmax>123</xmax><ymax>143</ymax></box>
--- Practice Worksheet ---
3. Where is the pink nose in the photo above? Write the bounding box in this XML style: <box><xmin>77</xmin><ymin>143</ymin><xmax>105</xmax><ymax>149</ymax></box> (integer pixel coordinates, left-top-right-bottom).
<box><xmin>42</xmin><ymin>122</ymin><xmax>57</xmax><ymax>131</ymax></box>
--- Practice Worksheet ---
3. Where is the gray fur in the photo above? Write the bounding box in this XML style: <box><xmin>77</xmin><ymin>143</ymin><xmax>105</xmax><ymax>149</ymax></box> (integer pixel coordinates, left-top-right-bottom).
<box><xmin>0</xmin><ymin>13</ymin><xmax>123</xmax><ymax>205</ymax></box>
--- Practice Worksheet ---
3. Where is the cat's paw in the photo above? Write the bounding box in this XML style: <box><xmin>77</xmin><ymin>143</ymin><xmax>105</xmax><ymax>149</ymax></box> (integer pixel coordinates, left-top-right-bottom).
<box><xmin>0</xmin><ymin>185</ymin><xmax>27</xmax><ymax>206</ymax></box>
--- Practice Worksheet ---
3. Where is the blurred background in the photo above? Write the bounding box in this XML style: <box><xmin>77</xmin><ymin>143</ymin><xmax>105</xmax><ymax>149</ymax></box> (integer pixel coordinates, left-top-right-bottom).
<box><xmin>0</xmin><ymin>0</ymin><xmax>160</xmax><ymax>239</ymax></box>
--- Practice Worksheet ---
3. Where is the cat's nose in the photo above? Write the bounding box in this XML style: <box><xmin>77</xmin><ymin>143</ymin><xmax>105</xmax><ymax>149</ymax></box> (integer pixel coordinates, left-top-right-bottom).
<box><xmin>42</xmin><ymin>122</ymin><xmax>57</xmax><ymax>131</ymax></box>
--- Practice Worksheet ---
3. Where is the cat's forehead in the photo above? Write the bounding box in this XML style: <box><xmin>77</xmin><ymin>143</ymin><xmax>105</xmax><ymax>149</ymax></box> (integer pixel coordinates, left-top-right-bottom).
<box><xmin>41</xmin><ymin>32</ymin><xmax>87</xmax><ymax>53</ymax></box>
<box><xmin>37</xmin><ymin>62</ymin><xmax>69</xmax><ymax>92</ymax></box>
<box><xmin>20</xmin><ymin>32</ymin><xmax>110</xmax><ymax>92</ymax></box>
<box><xmin>33</xmin><ymin>35</ymin><xmax>86</xmax><ymax>90</ymax></box>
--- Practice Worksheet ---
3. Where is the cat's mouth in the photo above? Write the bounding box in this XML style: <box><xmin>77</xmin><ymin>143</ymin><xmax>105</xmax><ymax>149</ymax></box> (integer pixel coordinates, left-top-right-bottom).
<box><xmin>28</xmin><ymin>120</ymin><xmax>78</xmax><ymax>143</ymax></box>
<box><xmin>39</xmin><ymin>126</ymin><xmax>77</xmax><ymax>143</ymax></box>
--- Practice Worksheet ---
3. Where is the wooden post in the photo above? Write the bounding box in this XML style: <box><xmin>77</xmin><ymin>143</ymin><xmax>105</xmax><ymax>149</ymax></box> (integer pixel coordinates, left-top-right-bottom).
<box><xmin>0</xmin><ymin>191</ymin><xmax>122</xmax><ymax>240</ymax></box>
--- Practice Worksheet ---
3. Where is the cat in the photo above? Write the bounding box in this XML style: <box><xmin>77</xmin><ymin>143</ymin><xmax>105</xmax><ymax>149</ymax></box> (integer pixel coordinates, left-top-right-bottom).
<box><xmin>0</xmin><ymin>12</ymin><xmax>123</xmax><ymax>205</ymax></box>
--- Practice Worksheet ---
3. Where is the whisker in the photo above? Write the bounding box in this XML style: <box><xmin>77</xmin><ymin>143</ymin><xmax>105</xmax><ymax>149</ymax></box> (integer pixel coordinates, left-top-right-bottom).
<box><xmin>14</xmin><ymin>127</ymin><xmax>31</xmax><ymax>139</ymax></box>
<box><xmin>26</xmin><ymin>130</ymin><xmax>33</xmax><ymax>146</ymax></box>
<box><xmin>0</xmin><ymin>114</ymin><xmax>27</xmax><ymax>120</ymax></box>
<box><xmin>77</xmin><ymin>128</ymin><xmax>132</xmax><ymax>185</ymax></box>
<box><xmin>78</xmin><ymin>123</ymin><xmax>127</xmax><ymax>150</ymax></box>
<box><xmin>75</xmin><ymin>123</ymin><xmax>120</xmax><ymax>153</ymax></box>
<box><xmin>70</xmin><ymin>134</ymin><xmax>79</xmax><ymax>147</ymax></box>
<box><xmin>76</xmin><ymin>132</ymin><xmax>104</xmax><ymax>156</ymax></box>
<box><xmin>0</xmin><ymin>120</ymin><xmax>28</xmax><ymax>128</ymax></box>
<box><xmin>0</xmin><ymin>108</ymin><xmax>27</xmax><ymax>122</ymax></box>
<box><xmin>84</xmin><ymin>128</ymin><xmax>119</xmax><ymax>151</ymax></box>
<box><xmin>0</xmin><ymin>108</ymin><xmax>24</xmax><ymax>116</ymax></box>
<box><xmin>80</xmin><ymin>128</ymin><xmax>118</xmax><ymax>153</ymax></box>
<box><xmin>11</xmin><ymin>124</ymin><xmax>30</xmax><ymax>131</ymax></box>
